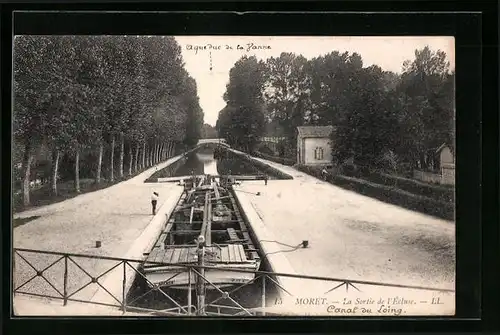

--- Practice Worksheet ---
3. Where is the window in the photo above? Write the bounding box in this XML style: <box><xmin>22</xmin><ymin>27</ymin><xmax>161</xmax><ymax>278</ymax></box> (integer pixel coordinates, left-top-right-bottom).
<box><xmin>314</xmin><ymin>147</ymin><xmax>324</xmax><ymax>160</ymax></box>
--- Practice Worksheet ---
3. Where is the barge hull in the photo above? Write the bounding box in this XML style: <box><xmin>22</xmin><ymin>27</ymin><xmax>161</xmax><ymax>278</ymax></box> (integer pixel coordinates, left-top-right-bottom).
<box><xmin>145</xmin><ymin>268</ymin><xmax>257</xmax><ymax>290</ymax></box>
<box><xmin>142</xmin><ymin>174</ymin><xmax>262</xmax><ymax>290</ymax></box>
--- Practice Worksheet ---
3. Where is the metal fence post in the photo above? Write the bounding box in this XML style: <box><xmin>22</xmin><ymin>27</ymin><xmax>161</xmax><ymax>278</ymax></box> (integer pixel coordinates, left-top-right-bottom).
<box><xmin>122</xmin><ymin>261</ymin><xmax>127</xmax><ymax>313</ymax></box>
<box><xmin>63</xmin><ymin>255</ymin><xmax>68</xmax><ymax>306</ymax></box>
<box><xmin>187</xmin><ymin>268</ymin><xmax>192</xmax><ymax>316</ymax></box>
<box><xmin>261</xmin><ymin>275</ymin><xmax>266</xmax><ymax>316</ymax></box>
<box><xmin>196</xmin><ymin>245</ymin><xmax>206</xmax><ymax>316</ymax></box>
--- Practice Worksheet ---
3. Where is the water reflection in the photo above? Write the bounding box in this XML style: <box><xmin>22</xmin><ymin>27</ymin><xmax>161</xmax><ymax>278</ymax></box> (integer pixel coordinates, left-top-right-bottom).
<box><xmin>167</xmin><ymin>148</ymin><xmax>279</xmax><ymax>179</ymax></box>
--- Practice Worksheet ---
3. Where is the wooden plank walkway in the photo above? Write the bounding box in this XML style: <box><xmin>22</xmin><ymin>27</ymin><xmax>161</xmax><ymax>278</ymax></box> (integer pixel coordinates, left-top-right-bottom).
<box><xmin>146</xmin><ymin>244</ymin><xmax>248</xmax><ymax>265</ymax></box>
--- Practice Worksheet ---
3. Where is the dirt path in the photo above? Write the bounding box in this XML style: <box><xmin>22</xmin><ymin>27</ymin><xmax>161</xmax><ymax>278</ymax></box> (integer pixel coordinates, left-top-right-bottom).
<box><xmin>13</xmin><ymin>155</ymin><xmax>186</xmax><ymax>302</ymax></box>
<box><xmin>230</xmin><ymin>150</ymin><xmax>455</xmax><ymax>290</ymax></box>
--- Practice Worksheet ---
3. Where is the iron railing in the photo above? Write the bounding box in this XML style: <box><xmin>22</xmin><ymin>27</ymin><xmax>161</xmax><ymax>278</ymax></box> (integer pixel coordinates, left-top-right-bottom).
<box><xmin>13</xmin><ymin>248</ymin><xmax>454</xmax><ymax>316</ymax></box>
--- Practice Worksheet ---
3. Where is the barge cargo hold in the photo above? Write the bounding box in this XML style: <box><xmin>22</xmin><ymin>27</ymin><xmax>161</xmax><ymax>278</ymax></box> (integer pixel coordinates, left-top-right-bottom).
<box><xmin>142</xmin><ymin>174</ymin><xmax>262</xmax><ymax>290</ymax></box>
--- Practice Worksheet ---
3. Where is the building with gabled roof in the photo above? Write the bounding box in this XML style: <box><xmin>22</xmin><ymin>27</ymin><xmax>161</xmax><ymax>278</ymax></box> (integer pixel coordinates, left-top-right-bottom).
<box><xmin>296</xmin><ymin>126</ymin><xmax>334</xmax><ymax>166</ymax></box>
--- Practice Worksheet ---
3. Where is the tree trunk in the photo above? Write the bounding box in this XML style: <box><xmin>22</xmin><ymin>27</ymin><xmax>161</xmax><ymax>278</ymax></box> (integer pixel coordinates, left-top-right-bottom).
<box><xmin>128</xmin><ymin>144</ymin><xmax>133</xmax><ymax>176</ymax></box>
<box><xmin>148</xmin><ymin>143</ymin><xmax>153</xmax><ymax>166</ymax></box>
<box><xmin>119</xmin><ymin>133</ymin><xmax>124</xmax><ymax>178</ymax></box>
<box><xmin>151</xmin><ymin>141</ymin><xmax>158</xmax><ymax>165</ymax></box>
<box><xmin>154</xmin><ymin>142</ymin><xmax>157</xmax><ymax>164</ymax></box>
<box><xmin>158</xmin><ymin>142</ymin><xmax>162</xmax><ymax>162</ymax></box>
<box><xmin>22</xmin><ymin>143</ymin><xmax>34</xmax><ymax>206</ymax></box>
<box><xmin>170</xmin><ymin>141</ymin><xmax>175</xmax><ymax>157</ymax></box>
<box><xmin>110</xmin><ymin>135</ymin><xmax>115</xmax><ymax>182</ymax></box>
<box><xmin>160</xmin><ymin>143</ymin><xmax>165</xmax><ymax>161</ymax></box>
<box><xmin>148</xmin><ymin>143</ymin><xmax>152</xmax><ymax>166</ymax></box>
<box><xmin>51</xmin><ymin>149</ymin><xmax>60</xmax><ymax>196</ymax></box>
<box><xmin>134</xmin><ymin>143</ymin><xmax>140</xmax><ymax>172</ymax></box>
<box><xmin>141</xmin><ymin>141</ymin><xmax>146</xmax><ymax>170</ymax></box>
<box><xmin>74</xmin><ymin>149</ymin><xmax>80</xmax><ymax>193</ymax></box>
<box><xmin>95</xmin><ymin>142</ymin><xmax>103</xmax><ymax>184</ymax></box>
<box><xmin>154</xmin><ymin>141</ymin><xmax>160</xmax><ymax>165</ymax></box>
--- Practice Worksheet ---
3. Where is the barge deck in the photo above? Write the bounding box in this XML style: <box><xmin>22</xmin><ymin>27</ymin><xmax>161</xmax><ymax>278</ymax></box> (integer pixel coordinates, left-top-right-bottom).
<box><xmin>142</xmin><ymin>174</ymin><xmax>262</xmax><ymax>290</ymax></box>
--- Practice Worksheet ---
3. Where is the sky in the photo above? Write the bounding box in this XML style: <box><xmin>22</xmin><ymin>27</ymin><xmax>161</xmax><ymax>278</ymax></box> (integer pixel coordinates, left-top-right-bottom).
<box><xmin>175</xmin><ymin>36</ymin><xmax>455</xmax><ymax>126</ymax></box>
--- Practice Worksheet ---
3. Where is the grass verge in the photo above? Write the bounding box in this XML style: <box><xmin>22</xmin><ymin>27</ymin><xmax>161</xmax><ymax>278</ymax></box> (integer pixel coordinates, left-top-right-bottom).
<box><xmin>252</xmin><ymin>151</ymin><xmax>296</xmax><ymax>166</ymax></box>
<box><xmin>226</xmin><ymin>150</ymin><xmax>294</xmax><ymax>180</ymax></box>
<box><xmin>13</xmin><ymin>175</ymin><xmax>136</xmax><ymax>215</ymax></box>
<box><xmin>296</xmin><ymin>164</ymin><xmax>455</xmax><ymax>221</ymax></box>
<box><xmin>342</xmin><ymin>169</ymin><xmax>455</xmax><ymax>203</ymax></box>
<box><xmin>144</xmin><ymin>157</ymin><xmax>188</xmax><ymax>183</ymax></box>
<box><xmin>13</xmin><ymin>155</ymin><xmax>182</xmax><ymax>214</ymax></box>
<box><xmin>13</xmin><ymin>215</ymin><xmax>41</xmax><ymax>228</ymax></box>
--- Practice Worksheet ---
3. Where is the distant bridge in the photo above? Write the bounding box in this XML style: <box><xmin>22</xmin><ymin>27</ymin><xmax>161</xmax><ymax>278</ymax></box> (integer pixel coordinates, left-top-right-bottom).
<box><xmin>197</xmin><ymin>138</ymin><xmax>230</xmax><ymax>147</ymax></box>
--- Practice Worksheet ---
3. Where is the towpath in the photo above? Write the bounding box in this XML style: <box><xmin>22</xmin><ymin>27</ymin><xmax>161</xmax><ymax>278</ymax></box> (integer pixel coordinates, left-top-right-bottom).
<box><xmin>13</xmin><ymin>154</ymin><xmax>186</xmax><ymax>308</ymax></box>
<box><xmin>229</xmin><ymin>149</ymin><xmax>455</xmax><ymax>315</ymax></box>
<box><xmin>12</xmin><ymin>148</ymin><xmax>455</xmax><ymax>316</ymax></box>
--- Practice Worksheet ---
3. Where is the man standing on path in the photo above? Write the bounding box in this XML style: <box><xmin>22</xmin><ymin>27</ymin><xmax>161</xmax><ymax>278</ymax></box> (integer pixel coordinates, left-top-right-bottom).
<box><xmin>151</xmin><ymin>191</ymin><xmax>159</xmax><ymax>215</ymax></box>
<box><xmin>321</xmin><ymin>168</ymin><xmax>329</xmax><ymax>181</ymax></box>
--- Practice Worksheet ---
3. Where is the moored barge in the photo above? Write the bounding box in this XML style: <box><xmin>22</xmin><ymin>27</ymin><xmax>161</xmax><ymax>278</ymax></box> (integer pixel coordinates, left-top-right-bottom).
<box><xmin>142</xmin><ymin>174</ymin><xmax>263</xmax><ymax>290</ymax></box>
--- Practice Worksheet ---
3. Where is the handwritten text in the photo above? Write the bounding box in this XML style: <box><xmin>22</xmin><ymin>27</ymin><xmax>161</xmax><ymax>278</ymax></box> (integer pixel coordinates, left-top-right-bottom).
<box><xmin>185</xmin><ymin>43</ymin><xmax>271</xmax><ymax>54</ymax></box>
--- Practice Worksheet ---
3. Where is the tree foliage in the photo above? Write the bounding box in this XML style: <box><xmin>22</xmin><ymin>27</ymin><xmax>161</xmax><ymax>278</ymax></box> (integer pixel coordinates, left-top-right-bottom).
<box><xmin>263</xmin><ymin>53</ymin><xmax>311</xmax><ymax>156</ymax></box>
<box><xmin>13</xmin><ymin>35</ymin><xmax>204</xmax><ymax>206</ymax></box>
<box><xmin>216</xmin><ymin>46</ymin><xmax>454</xmax><ymax>172</ymax></box>
<box><xmin>217</xmin><ymin>56</ymin><xmax>267</xmax><ymax>151</ymax></box>
<box><xmin>201</xmin><ymin>123</ymin><xmax>218</xmax><ymax>139</ymax></box>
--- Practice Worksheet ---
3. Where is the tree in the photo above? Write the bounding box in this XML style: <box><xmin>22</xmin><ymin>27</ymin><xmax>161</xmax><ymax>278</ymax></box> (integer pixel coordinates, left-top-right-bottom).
<box><xmin>13</xmin><ymin>35</ymin><xmax>204</xmax><ymax>208</ymax></box>
<box><xmin>331</xmin><ymin>65</ymin><xmax>394</xmax><ymax>167</ymax></box>
<box><xmin>264</xmin><ymin>53</ymin><xmax>311</xmax><ymax>157</ymax></box>
<box><xmin>307</xmin><ymin>52</ymin><xmax>364</xmax><ymax>128</ymax></box>
<box><xmin>13</xmin><ymin>36</ymin><xmax>54</xmax><ymax>205</ymax></box>
<box><xmin>201</xmin><ymin>123</ymin><xmax>218</xmax><ymax>139</ymax></box>
<box><xmin>218</xmin><ymin>56</ymin><xmax>267</xmax><ymax>151</ymax></box>
<box><xmin>181</xmin><ymin>74</ymin><xmax>204</xmax><ymax>148</ymax></box>
<box><xmin>398</xmin><ymin>46</ymin><xmax>454</xmax><ymax>168</ymax></box>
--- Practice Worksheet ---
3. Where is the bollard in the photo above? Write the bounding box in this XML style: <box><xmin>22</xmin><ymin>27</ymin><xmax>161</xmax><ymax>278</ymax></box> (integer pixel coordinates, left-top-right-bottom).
<box><xmin>95</xmin><ymin>241</ymin><xmax>102</xmax><ymax>248</ymax></box>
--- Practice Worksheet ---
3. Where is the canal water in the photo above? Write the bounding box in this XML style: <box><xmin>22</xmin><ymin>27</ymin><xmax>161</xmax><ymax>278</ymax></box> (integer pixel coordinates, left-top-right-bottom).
<box><xmin>130</xmin><ymin>146</ymin><xmax>282</xmax><ymax>316</ymax></box>
<box><xmin>146</xmin><ymin>146</ymin><xmax>288</xmax><ymax>182</ymax></box>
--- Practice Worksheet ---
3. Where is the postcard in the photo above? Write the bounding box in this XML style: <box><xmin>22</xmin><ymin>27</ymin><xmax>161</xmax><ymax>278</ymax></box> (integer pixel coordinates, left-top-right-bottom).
<box><xmin>12</xmin><ymin>35</ymin><xmax>455</xmax><ymax>317</ymax></box>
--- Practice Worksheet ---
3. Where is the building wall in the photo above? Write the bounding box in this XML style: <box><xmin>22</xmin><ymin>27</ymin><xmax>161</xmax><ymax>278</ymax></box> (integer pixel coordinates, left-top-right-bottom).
<box><xmin>413</xmin><ymin>168</ymin><xmax>455</xmax><ymax>186</ymax></box>
<box><xmin>440</xmin><ymin>146</ymin><xmax>455</xmax><ymax>185</ymax></box>
<box><xmin>441</xmin><ymin>166</ymin><xmax>455</xmax><ymax>185</ymax></box>
<box><xmin>303</xmin><ymin>137</ymin><xmax>332</xmax><ymax>165</ymax></box>
<box><xmin>440</xmin><ymin>147</ymin><xmax>454</xmax><ymax>165</ymax></box>
<box><xmin>260</xmin><ymin>136</ymin><xmax>287</xmax><ymax>143</ymax></box>
<box><xmin>297</xmin><ymin>137</ymin><xmax>302</xmax><ymax>164</ymax></box>
<box><xmin>413</xmin><ymin>170</ymin><xmax>442</xmax><ymax>184</ymax></box>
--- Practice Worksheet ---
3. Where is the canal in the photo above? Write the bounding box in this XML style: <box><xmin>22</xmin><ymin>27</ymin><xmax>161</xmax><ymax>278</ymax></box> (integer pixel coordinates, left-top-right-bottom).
<box><xmin>132</xmin><ymin>146</ymin><xmax>283</xmax><ymax>315</ymax></box>
<box><xmin>146</xmin><ymin>146</ymin><xmax>290</xmax><ymax>182</ymax></box>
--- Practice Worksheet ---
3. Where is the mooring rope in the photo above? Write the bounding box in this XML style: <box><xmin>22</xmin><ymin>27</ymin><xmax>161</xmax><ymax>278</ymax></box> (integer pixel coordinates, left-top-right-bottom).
<box><xmin>259</xmin><ymin>239</ymin><xmax>305</xmax><ymax>257</ymax></box>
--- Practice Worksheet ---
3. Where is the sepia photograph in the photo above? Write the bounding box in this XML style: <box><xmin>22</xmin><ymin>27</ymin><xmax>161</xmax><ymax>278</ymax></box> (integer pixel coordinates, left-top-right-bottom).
<box><xmin>12</xmin><ymin>35</ymin><xmax>455</xmax><ymax>317</ymax></box>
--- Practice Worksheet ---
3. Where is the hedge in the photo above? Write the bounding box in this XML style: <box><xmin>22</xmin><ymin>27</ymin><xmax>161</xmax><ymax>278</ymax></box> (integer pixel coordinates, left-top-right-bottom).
<box><xmin>252</xmin><ymin>151</ymin><xmax>296</xmax><ymax>166</ymax></box>
<box><xmin>144</xmin><ymin>147</ymin><xmax>198</xmax><ymax>183</ymax></box>
<box><xmin>296</xmin><ymin>164</ymin><xmax>454</xmax><ymax>221</ymax></box>
<box><xmin>224</xmin><ymin>150</ymin><xmax>293</xmax><ymax>180</ymax></box>
<box><xmin>341</xmin><ymin>168</ymin><xmax>454</xmax><ymax>204</ymax></box>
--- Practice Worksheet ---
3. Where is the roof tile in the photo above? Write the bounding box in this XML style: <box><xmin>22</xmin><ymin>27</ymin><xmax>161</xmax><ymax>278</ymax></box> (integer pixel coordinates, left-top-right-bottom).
<box><xmin>297</xmin><ymin>126</ymin><xmax>334</xmax><ymax>138</ymax></box>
